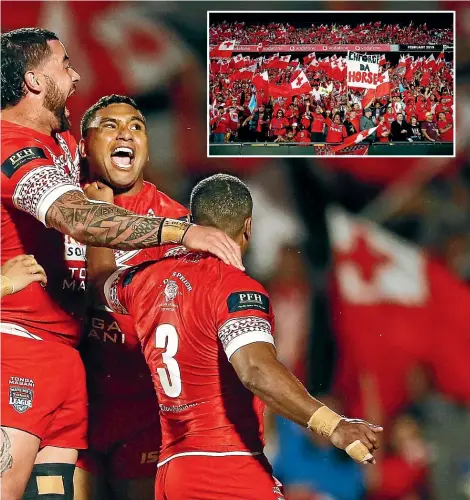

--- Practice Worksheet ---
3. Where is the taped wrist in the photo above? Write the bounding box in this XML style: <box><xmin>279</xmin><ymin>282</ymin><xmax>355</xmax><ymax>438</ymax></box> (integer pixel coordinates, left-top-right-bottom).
<box><xmin>1</xmin><ymin>276</ymin><xmax>14</xmax><ymax>297</ymax></box>
<box><xmin>159</xmin><ymin>218</ymin><xmax>193</xmax><ymax>245</ymax></box>
<box><xmin>307</xmin><ymin>406</ymin><xmax>343</xmax><ymax>438</ymax></box>
<box><xmin>23</xmin><ymin>463</ymin><xmax>75</xmax><ymax>499</ymax></box>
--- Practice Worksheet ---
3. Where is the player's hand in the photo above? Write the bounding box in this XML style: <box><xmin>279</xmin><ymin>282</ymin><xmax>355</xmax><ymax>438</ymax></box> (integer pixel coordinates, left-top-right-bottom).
<box><xmin>182</xmin><ymin>225</ymin><xmax>245</xmax><ymax>271</ymax></box>
<box><xmin>329</xmin><ymin>418</ymin><xmax>383</xmax><ymax>464</ymax></box>
<box><xmin>84</xmin><ymin>181</ymin><xmax>114</xmax><ymax>204</ymax></box>
<box><xmin>1</xmin><ymin>255</ymin><xmax>47</xmax><ymax>293</ymax></box>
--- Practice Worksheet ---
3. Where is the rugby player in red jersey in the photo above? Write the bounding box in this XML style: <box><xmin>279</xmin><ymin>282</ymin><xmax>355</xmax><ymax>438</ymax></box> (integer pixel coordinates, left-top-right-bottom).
<box><xmin>0</xmin><ymin>28</ymin><xmax>241</xmax><ymax>500</ymax></box>
<box><xmin>86</xmin><ymin>174</ymin><xmax>383</xmax><ymax>500</ymax></box>
<box><xmin>73</xmin><ymin>95</ymin><xmax>189</xmax><ymax>500</ymax></box>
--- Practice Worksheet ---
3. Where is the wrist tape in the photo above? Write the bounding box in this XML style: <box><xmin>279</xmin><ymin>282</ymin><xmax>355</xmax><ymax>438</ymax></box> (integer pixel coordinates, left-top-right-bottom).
<box><xmin>307</xmin><ymin>406</ymin><xmax>343</xmax><ymax>438</ymax></box>
<box><xmin>159</xmin><ymin>219</ymin><xmax>193</xmax><ymax>245</ymax></box>
<box><xmin>1</xmin><ymin>276</ymin><xmax>14</xmax><ymax>296</ymax></box>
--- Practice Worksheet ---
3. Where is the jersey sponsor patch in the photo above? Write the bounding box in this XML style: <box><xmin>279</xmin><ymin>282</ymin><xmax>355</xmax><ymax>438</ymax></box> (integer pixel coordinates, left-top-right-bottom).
<box><xmin>227</xmin><ymin>291</ymin><xmax>270</xmax><ymax>314</ymax></box>
<box><xmin>1</xmin><ymin>147</ymin><xmax>47</xmax><ymax>178</ymax></box>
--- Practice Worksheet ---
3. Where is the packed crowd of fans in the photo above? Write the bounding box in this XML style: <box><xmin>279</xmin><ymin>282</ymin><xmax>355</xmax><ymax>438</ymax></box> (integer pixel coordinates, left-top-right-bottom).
<box><xmin>209</xmin><ymin>54</ymin><xmax>454</xmax><ymax>145</ymax></box>
<box><xmin>209</xmin><ymin>21</ymin><xmax>454</xmax><ymax>46</ymax></box>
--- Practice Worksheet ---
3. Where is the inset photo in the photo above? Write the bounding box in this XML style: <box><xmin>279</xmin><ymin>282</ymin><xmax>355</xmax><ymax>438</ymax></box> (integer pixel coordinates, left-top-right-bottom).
<box><xmin>208</xmin><ymin>11</ymin><xmax>455</xmax><ymax>157</ymax></box>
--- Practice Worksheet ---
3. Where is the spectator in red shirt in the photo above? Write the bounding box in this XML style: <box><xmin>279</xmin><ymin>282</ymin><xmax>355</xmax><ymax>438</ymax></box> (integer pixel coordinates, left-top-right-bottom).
<box><xmin>295</xmin><ymin>128</ymin><xmax>311</xmax><ymax>143</ymax></box>
<box><xmin>437</xmin><ymin>111</ymin><xmax>454</xmax><ymax>142</ymax></box>
<box><xmin>300</xmin><ymin>112</ymin><xmax>312</xmax><ymax>130</ymax></box>
<box><xmin>421</xmin><ymin>112</ymin><xmax>441</xmax><ymax>142</ymax></box>
<box><xmin>270</xmin><ymin>109</ymin><xmax>289</xmax><ymax>139</ymax></box>
<box><xmin>211</xmin><ymin>106</ymin><xmax>230</xmax><ymax>143</ymax></box>
<box><xmin>384</xmin><ymin>105</ymin><xmax>397</xmax><ymax>127</ymax></box>
<box><xmin>311</xmin><ymin>106</ymin><xmax>326</xmax><ymax>142</ymax></box>
<box><xmin>376</xmin><ymin>116</ymin><xmax>391</xmax><ymax>143</ymax></box>
<box><xmin>344</xmin><ymin>110</ymin><xmax>360</xmax><ymax>136</ymax></box>
<box><xmin>324</xmin><ymin>109</ymin><xmax>333</xmax><ymax>128</ymax></box>
<box><xmin>326</xmin><ymin>113</ymin><xmax>347</xmax><ymax>144</ymax></box>
<box><xmin>435</xmin><ymin>95</ymin><xmax>453</xmax><ymax>118</ymax></box>
<box><xmin>415</xmin><ymin>97</ymin><xmax>428</xmax><ymax>122</ymax></box>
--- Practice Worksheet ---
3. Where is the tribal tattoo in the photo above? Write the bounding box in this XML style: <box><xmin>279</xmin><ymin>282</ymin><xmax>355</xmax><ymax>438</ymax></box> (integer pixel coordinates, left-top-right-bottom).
<box><xmin>0</xmin><ymin>427</ymin><xmax>13</xmax><ymax>476</ymax></box>
<box><xmin>46</xmin><ymin>191</ymin><xmax>186</xmax><ymax>250</ymax></box>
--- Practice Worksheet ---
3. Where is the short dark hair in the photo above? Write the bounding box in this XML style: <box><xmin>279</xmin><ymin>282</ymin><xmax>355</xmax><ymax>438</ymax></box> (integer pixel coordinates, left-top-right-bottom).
<box><xmin>190</xmin><ymin>174</ymin><xmax>252</xmax><ymax>238</ymax></box>
<box><xmin>1</xmin><ymin>28</ymin><xmax>59</xmax><ymax>109</ymax></box>
<box><xmin>80</xmin><ymin>94</ymin><xmax>144</xmax><ymax>137</ymax></box>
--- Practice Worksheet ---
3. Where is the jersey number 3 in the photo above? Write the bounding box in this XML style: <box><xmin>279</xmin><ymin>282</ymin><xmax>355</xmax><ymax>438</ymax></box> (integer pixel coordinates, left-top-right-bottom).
<box><xmin>155</xmin><ymin>324</ymin><xmax>182</xmax><ymax>398</ymax></box>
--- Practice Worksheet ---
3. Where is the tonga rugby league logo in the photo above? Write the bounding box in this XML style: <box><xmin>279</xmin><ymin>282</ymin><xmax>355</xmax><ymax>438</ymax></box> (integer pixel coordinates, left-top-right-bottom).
<box><xmin>8</xmin><ymin>377</ymin><xmax>34</xmax><ymax>414</ymax></box>
<box><xmin>161</xmin><ymin>279</ymin><xmax>180</xmax><ymax>311</ymax></box>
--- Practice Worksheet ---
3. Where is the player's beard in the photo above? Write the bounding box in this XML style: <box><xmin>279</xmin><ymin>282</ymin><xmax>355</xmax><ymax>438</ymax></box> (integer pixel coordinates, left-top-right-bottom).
<box><xmin>43</xmin><ymin>75</ymin><xmax>71</xmax><ymax>133</ymax></box>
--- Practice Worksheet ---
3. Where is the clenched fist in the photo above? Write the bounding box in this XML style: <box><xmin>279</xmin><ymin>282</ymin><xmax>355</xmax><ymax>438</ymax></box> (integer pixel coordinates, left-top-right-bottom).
<box><xmin>84</xmin><ymin>181</ymin><xmax>114</xmax><ymax>204</ymax></box>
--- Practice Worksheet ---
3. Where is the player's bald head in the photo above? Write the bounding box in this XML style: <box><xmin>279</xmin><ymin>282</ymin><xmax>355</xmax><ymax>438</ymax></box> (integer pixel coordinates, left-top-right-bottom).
<box><xmin>190</xmin><ymin>174</ymin><xmax>252</xmax><ymax>239</ymax></box>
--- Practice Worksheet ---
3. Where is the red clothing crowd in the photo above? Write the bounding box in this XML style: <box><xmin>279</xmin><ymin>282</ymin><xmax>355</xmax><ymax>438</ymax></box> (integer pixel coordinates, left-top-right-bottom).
<box><xmin>209</xmin><ymin>51</ymin><xmax>454</xmax><ymax>145</ymax></box>
<box><xmin>210</xmin><ymin>21</ymin><xmax>453</xmax><ymax>46</ymax></box>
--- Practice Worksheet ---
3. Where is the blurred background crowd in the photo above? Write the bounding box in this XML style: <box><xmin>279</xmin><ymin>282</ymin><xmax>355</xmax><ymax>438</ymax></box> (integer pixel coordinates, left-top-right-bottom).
<box><xmin>209</xmin><ymin>20</ymin><xmax>453</xmax><ymax>45</ymax></box>
<box><xmin>2</xmin><ymin>1</ymin><xmax>469</xmax><ymax>499</ymax></box>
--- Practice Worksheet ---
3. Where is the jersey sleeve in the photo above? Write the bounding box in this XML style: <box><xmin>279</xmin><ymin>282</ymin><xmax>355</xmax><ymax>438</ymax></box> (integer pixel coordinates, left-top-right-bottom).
<box><xmin>213</xmin><ymin>271</ymin><xmax>275</xmax><ymax>360</ymax></box>
<box><xmin>1</xmin><ymin>139</ymin><xmax>82</xmax><ymax>226</ymax></box>
<box><xmin>103</xmin><ymin>262</ymin><xmax>153</xmax><ymax>316</ymax></box>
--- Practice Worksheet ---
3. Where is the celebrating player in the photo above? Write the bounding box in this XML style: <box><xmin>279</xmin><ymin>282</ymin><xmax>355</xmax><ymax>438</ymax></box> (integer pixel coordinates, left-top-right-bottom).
<box><xmin>73</xmin><ymin>95</ymin><xmax>189</xmax><ymax>500</ymax></box>
<box><xmin>86</xmin><ymin>174</ymin><xmax>383</xmax><ymax>500</ymax></box>
<box><xmin>0</xmin><ymin>28</ymin><xmax>241</xmax><ymax>500</ymax></box>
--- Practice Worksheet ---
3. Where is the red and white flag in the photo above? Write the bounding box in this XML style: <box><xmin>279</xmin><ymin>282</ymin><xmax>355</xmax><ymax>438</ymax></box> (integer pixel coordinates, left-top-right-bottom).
<box><xmin>228</xmin><ymin>64</ymin><xmax>256</xmax><ymax>82</ymax></box>
<box><xmin>328</xmin><ymin>207</ymin><xmax>470</xmax><ymax>418</ymax></box>
<box><xmin>290</xmin><ymin>70</ymin><xmax>312</xmax><ymax>94</ymax></box>
<box><xmin>231</xmin><ymin>54</ymin><xmax>244</xmax><ymax>68</ymax></box>
<box><xmin>252</xmin><ymin>70</ymin><xmax>269</xmax><ymax>94</ymax></box>
<box><xmin>209</xmin><ymin>40</ymin><xmax>235</xmax><ymax>58</ymax></box>
<box><xmin>289</xmin><ymin>57</ymin><xmax>300</xmax><ymax>67</ymax></box>
<box><xmin>269</xmin><ymin>70</ymin><xmax>312</xmax><ymax>98</ymax></box>
<box><xmin>330</xmin><ymin>127</ymin><xmax>377</xmax><ymax>155</ymax></box>
<box><xmin>375</xmin><ymin>70</ymin><xmax>391</xmax><ymax>99</ymax></box>
<box><xmin>378</xmin><ymin>54</ymin><xmax>386</xmax><ymax>66</ymax></box>
<box><xmin>303</xmin><ymin>52</ymin><xmax>316</xmax><ymax>64</ymax></box>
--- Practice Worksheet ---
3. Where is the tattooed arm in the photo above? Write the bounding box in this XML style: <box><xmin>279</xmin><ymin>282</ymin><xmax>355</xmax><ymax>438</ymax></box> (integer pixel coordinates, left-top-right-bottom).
<box><xmin>46</xmin><ymin>190</ymin><xmax>184</xmax><ymax>250</ymax></box>
<box><xmin>0</xmin><ymin>428</ymin><xmax>13</xmax><ymax>476</ymax></box>
<box><xmin>45</xmin><ymin>187</ymin><xmax>244</xmax><ymax>269</ymax></box>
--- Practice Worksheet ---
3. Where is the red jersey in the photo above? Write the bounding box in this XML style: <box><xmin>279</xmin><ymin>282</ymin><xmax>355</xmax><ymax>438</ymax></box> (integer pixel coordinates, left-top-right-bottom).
<box><xmin>384</xmin><ymin>112</ymin><xmax>397</xmax><ymax>127</ymax></box>
<box><xmin>311</xmin><ymin>114</ymin><xmax>325</xmax><ymax>133</ymax></box>
<box><xmin>437</xmin><ymin>119</ymin><xmax>454</xmax><ymax>142</ymax></box>
<box><xmin>211</xmin><ymin>114</ymin><xmax>230</xmax><ymax>134</ymax></box>
<box><xmin>295</xmin><ymin>130</ymin><xmax>311</xmax><ymax>143</ymax></box>
<box><xmin>326</xmin><ymin>124</ymin><xmax>347</xmax><ymax>143</ymax></box>
<box><xmin>270</xmin><ymin>117</ymin><xmax>289</xmax><ymax>136</ymax></box>
<box><xmin>82</xmin><ymin>181</ymin><xmax>189</xmax><ymax>399</ymax></box>
<box><xmin>1</xmin><ymin>121</ymin><xmax>83</xmax><ymax>345</ymax></box>
<box><xmin>377</xmin><ymin>124</ymin><xmax>390</xmax><ymax>142</ymax></box>
<box><xmin>104</xmin><ymin>250</ymin><xmax>275</xmax><ymax>466</ymax></box>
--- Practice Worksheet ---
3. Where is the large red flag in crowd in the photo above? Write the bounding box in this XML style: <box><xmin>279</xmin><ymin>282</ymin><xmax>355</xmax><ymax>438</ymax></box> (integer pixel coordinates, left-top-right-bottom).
<box><xmin>328</xmin><ymin>207</ymin><xmax>470</xmax><ymax>419</ymax></box>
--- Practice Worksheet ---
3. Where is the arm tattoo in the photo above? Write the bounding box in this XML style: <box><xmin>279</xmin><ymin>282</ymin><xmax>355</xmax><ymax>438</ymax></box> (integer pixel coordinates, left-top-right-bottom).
<box><xmin>46</xmin><ymin>191</ymin><xmax>165</xmax><ymax>250</ymax></box>
<box><xmin>0</xmin><ymin>427</ymin><xmax>13</xmax><ymax>476</ymax></box>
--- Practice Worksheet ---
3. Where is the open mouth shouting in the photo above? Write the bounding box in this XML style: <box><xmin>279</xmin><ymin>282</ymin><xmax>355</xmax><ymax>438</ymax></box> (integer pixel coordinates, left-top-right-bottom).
<box><xmin>110</xmin><ymin>146</ymin><xmax>135</xmax><ymax>170</ymax></box>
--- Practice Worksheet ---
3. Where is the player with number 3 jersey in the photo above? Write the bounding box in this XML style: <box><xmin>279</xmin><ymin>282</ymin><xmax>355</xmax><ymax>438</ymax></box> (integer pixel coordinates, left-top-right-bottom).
<box><xmin>87</xmin><ymin>174</ymin><xmax>384</xmax><ymax>500</ymax></box>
